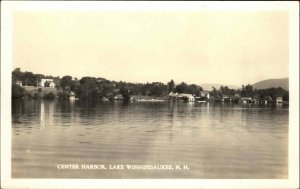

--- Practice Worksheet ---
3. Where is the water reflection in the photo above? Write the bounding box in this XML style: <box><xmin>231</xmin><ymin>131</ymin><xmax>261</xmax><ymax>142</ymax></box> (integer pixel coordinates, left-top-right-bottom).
<box><xmin>12</xmin><ymin>99</ymin><xmax>288</xmax><ymax>178</ymax></box>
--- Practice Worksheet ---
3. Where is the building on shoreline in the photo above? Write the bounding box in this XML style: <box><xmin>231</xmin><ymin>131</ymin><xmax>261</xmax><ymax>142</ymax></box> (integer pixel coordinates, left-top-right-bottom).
<box><xmin>240</xmin><ymin>97</ymin><xmax>253</xmax><ymax>104</ymax></box>
<box><xmin>200</xmin><ymin>91</ymin><xmax>210</xmax><ymax>100</ymax></box>
<box><xmin>15</xmin><ymin>80</ymin><xmax>22</xmax><ymax>86</ymax></box>
<box><xmin>114</xmin><ymin>94</ymin><xmax>124</xmax><ymax>100</ymax></box>
<box><xmin>276</xmin><ymin>97</ymin><xmax>283</xmax><ymax>104</ymax></box>
<box><xmin>69</xmin><ymin>91</ymin><xmax>76</xmax><ymax>100</ymax></box>
<box><xmin>169</xmin><ymin>92</ymin><xmax>195</xmax><ymax>102</ymax></box>
<box><xmin>39</xmin><ymin>79</ymin><xmax>56</xmax><ymax>88</ymax></box>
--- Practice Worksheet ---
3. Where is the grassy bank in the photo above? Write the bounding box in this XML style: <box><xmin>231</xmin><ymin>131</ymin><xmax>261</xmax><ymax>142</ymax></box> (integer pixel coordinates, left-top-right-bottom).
<box><xmin>24</xmin><ymin>86</ymin><xmax>62</xmax><ymax>95</ymax></box>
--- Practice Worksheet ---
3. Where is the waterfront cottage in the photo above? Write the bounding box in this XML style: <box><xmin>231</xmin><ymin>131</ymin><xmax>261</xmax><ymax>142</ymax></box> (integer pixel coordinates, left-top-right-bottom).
<box><xmin>168</xmin><ymin>92</ymin><xmax>195</xmax><ymax>102</ymax></box>
<box><xmin>264</xmin><ymin>96</ymin><xmax>273</xmax><ymax>104</ymax></box>
<box><xmin>222</xmin><ymin>95</ymin><xmax>232</xmax><ymax>103</ymax></box>
<box><xmin>200</xmin><ymin>91</ymin><xmax>210</xmax><ymax>99</ymax></box>
<box><xmin>69</xmin><ymin>91</ymin><xmax>76</xmax><ymax>100</ymax></box>
<box><xmin>180</xmin><ymin>94</ymin><xmax>195</xmax><ymax>102</ymax></box>
<box><xmin>240</xmin><ymin>97</ymin><xmax>252</xmax><ymax>104</ymax></box>
<box><xmin>182</xmin><ymin>94</ymin><xmax>195</xmax><ymax>102</ymax></box>
<box><xmin>253</xmin><ymin>94</ymin><xmax>262</xmax><ymax>104</ymax></box>
<box><xmin>168</xmin><ymin>92</ymin><xmax>178</xmax><ymax>101</ymax></box>
<box><xmin>233</xmin><ymin>94</ymin><xmax>240</xmax><ymax>103</ymax></box>
<box><xmin>276</xmin><ymin>97</ymin><xmax>283</xmax><ymax>104</ymax></box>
<box><xmin>114</xmin><ymin>94</ymin><xmax>124</xmax><ymax>100</ymax></box>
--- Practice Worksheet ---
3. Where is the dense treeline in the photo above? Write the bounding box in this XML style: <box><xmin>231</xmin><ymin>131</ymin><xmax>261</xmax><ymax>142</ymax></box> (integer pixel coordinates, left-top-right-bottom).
<box><xmin>62</xmin><ymin>77</ymin><xmax>204</xmax><ymax>100</ymax></box>
<box><xmin>12</xmin><ymin>68</ymin><xmax>59</xmax><ymax>87</ymax></box>
<box><xmin>210</xmin><ymin>84</ymin><xmax>288</xmax><ymax>101</ymax></box>
<box><xmin>12</xmin><ymin>68</ymin><xmax>289</xmax><ymax>101</ymax></box>
<box><xmin>12</xmin><ymin>83</ymin><xmax>26</xmax><ymax>98</ymax></box>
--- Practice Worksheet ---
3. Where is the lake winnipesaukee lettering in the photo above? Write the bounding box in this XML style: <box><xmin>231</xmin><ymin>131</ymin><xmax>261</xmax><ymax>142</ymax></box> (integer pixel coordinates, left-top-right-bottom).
<box><xmin>57</xmin><ymin>164</ymin><xmax>189</xmax><ymax>170</ymax></box>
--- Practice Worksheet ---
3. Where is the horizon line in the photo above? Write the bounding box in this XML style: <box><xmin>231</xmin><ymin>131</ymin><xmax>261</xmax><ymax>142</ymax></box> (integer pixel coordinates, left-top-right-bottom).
<box><xmin>12</xmin><ymin>67</ymin><xmax>288</xmax><ymax>88</ymax></box>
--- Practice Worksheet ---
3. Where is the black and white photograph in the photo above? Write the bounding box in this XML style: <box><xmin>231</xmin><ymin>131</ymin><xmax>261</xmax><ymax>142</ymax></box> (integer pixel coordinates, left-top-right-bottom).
<box><xmin>1</xmin><ymin>1</ymin><xmax>299</xmax><ymax>189</ymax></box>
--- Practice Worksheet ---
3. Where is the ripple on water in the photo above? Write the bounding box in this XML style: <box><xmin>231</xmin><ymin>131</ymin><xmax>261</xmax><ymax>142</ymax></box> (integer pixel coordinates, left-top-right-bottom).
<box><xmin>11</xmin><ymin>100</ymin><xmax>288</xmax><ymax>178</ymax></box>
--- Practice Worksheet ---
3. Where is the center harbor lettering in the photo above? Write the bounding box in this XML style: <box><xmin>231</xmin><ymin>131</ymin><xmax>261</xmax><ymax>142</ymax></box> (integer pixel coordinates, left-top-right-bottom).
<box><xmin>81</xmin><ymin>164</ymin><xmax>107</xmax><ymax>169</ymax></box>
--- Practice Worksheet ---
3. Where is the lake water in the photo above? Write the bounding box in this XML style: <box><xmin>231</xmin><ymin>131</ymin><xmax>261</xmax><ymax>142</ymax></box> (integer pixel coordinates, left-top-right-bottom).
<box><xmin>11</xmin><ymin>99</ymin><xmax>288</xmax><ymax>178</ymax></box>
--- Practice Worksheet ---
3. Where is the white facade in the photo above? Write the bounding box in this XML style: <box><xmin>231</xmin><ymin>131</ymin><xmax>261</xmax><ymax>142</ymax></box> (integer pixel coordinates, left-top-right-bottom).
<box><xmin>276</xmin><ymin>97</ymin><xmax>283</xmax><ymax>103</ymax></box>
<box><xmin>200</xmin><ymin>91</ymin><xmax>210</xmax><ymax>99</ymax></box>
<box><xmin>15</xmin><ymin>81</ymin><xmax>22</xmax><ymax>86</ymax></box>
<box><xmin>40</xmin><ymin>79</ymin><xmax>55</xmax><ymax>88</ymax></box>
<box><xmin>180</xmin><ymin>94</ymin><xmax>195</xmax><ymax>102</ymax></box>
<box><xmin>69</xmin><ymin>91</ymin><xmax>76</xmax><ymax>100</ymax></box>
<box><xmin>49</xmin><ymin>82</ymin><xmax>55</xmax><ymax>88</ymax></box>
<box><xmin>169</xmin><ymin>92</ymin><xmax>195</xmax><ymax>102</ymax></box>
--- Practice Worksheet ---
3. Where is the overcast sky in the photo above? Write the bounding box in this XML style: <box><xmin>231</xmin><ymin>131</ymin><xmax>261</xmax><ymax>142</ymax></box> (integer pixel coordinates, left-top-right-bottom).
<box><xmin>13</xmin><ymin>11</ymin><xmax>289</xmax><ymax>86</ymax></box>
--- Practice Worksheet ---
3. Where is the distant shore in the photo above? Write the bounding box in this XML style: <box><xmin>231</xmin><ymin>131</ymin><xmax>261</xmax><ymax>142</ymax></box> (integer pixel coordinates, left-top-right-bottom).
<box><xmin>12</xmin><ymin>68</ymin><xmax>289</xmax><ymax>105</ymax></box>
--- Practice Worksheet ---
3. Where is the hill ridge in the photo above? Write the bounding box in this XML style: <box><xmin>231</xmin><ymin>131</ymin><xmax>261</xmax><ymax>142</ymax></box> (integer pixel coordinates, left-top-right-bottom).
<box><xmin>252</xmin><ymin>78</ymin><xmax>288</xmax><ymax>91</ymax></box>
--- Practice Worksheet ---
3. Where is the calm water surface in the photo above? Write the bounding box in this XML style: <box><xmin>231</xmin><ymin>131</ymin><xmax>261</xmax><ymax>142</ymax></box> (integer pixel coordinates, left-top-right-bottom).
<box><xmin>12</xmin><ymin>99</ymin><xmax>288</xmax><ymax>178</ymax></box>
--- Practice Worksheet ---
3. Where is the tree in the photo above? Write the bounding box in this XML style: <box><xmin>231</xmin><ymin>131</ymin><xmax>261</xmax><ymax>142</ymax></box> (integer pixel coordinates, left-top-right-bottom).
<box><xmin>187</xmin><ymin>84</ymin><xmax>203</xmax><ymax>96</ymax></box>
<box><xmin>60</xmin><ymin>75</ymin><xmax>72</xmax><ymax>91</ymax></box>
<box><xmin>167</xmin><ymin>79</ymin><xmax>175</xmax><ymax>93</ymax></box>
<box><xmin>120</xmin><ymin>86</ymin><xmax>131</xmax><ymax>100</ymax></box>
<box><xmin>70</xmin><ymin>80</ymin><xmax>79</xmax><ymax>92</ymax></box>
<box><xmin>256</xmin><ymin>87</ymin><xmax>289</xmax><ymax>100</ymax></box>
<box><xmin>21</xmin><ymin>71</ymin><xmax>36</xmax><ymax>86</ymax></box>
<box><xmin>75</xmin><ymin>77</ymin><xmax>98</xmax><ymax>100</ymax></box>
<box><xmin>283</xmin><ymin>92</ymin><xmax>289</xmax><ymax>101</ymax></box>
<box><xmin>151</xmin><ymin>82</ymin><xmax>167</xmax><ymax>96</ymax></box>
<box><xmin>210</xmin><ymin>86</ymin><xmax>218</xmax><ymax>98</ymax></box>
<box><xmin>14</xmin><ymin>68</ymin><xmax>21</xmax><ymax>72</ymax></box>
<box><xmin>43</xmin><ymin>92</ymin><xmax>55</xmax><ymax>100</ymax></box>
<box><xmin>175</xmin><ymin>82</ymin><xmax>189</xmax><ymax>93</ymax></box>
<box><xmin>80</xmin><ymin>77</ymin><xmax>97</xmax><ymax>89</ymax></box>
<box><xmin>241</xmin><ymin>84</ymin><xmax>254</xmax><ymax>97</ymax></box>
<box><xmin>12</xmin><ymin>83</ymin><xmax>25</xmax><ymax>98</ymax></box>
<box><xmin>35</xmin><ymin>74</ymin><xmax>45</xmax><ymax>86</ymax></box>
<box><xmin>44</xmin><ymin>81</ymin><xmax>50</xmax><ymax>87</ymax></box>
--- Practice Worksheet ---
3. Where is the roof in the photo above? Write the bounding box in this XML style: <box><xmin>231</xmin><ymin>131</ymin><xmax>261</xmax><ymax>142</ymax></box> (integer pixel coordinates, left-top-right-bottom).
<box><xmin>241</xmin><ymin>97</ymin><xmax>252</xmax><ymax>100</ymax></box>
<box><xmin>200</xmin><ymin>91</ymin><xmax>210</xmax><ymax>94</ymax></box>
<box><xmin>41</xmin><ymin>78</ymin><xmax>54</xmax><ymax>81</ymax></box>
<box><xmin>169</xmin><ymin>93</ymin><xmax>194</xmax><ymax>97</ymax></box>
<box><xmin>264</xmin><ymin>96</ymin><xmax>273</xmax><ymax>100</ymax></box>
<box><xmin>169</xmin><ymin>92</ymin><xmax>178</xmax><ymax>97</ymax></box>
<box><xmin>180</xmin><ymin>93</ymin><xmax>194</xmax><ymax>97</ymax></box>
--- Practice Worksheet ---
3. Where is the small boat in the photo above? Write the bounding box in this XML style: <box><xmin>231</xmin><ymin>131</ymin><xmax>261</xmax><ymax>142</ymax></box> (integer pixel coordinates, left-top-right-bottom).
<box><xmin>102</xmin><ymin>97</ymin><xmax>109</xmax><ymax>101</ymax></box>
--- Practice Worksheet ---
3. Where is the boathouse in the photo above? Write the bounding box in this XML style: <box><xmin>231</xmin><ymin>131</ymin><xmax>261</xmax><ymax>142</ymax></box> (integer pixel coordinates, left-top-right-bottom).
<box><xmin>240</xmin><ymin>97</ymin><xmax>252</xmax><ymax>104</ymax></box>
<box><xmin>181</xmin><ymin>94</ymin><xmax>195</xmax><ymax>102</ymax></box>
<box><xmin>200</xmin><ymin>91</ymin><xmax>210</xmax><ymax>99</ymax></box>
<box><xmin>69</xmin><ymin>91</ymin><xmax>76</xmax><ymax>100</ymax></box>
<box><xmin>276</xmin><ymin>97</ymin><xmax>283</xmax><ymax>104</ymax></box>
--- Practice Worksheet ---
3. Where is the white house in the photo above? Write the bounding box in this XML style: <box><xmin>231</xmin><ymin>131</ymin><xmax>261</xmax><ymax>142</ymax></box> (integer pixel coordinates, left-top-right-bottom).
<box><xmin>114</xmin><ymin>94</ymin><xmax>124</xmax><ymax>100</ymax></box>
<box><xmin>49</xmin><ymin>81</ymin><xmax>55</xmax><ymax>88</ymax></box>
<box><xmin>200</xmin><ymin>91</ymin><xmax>210</xmax><ymax>99</ymax></box>
<box><xmin>169</xmin><ymin>92</ymin><xmax>195</xmax><ymax>102</ymax></box>
<box><xmin>181</xmin><ymin>94</ymin><xmax>195</xmax><ymax>102</ymax></box>
<box><xmin>276</xmin><ymin>97</ymin><xmax>283</xmax><ymax>104</ymax></box>
<box><xmin>69</xmin><ymin>91</ymin><xmax>76</xmax><ymax>100</ymax></box>
<box><xmin>15</xmin><ymin>80</ymin><xmax>22</xmax><ymax>86</ymax></box>
<box><xmin>39</xmin><ymin>79</ymin><xmax>55</xmax><ymax>88</ymax></box>
<box><xmin>240</xmin><ymin>97</ymin><xmax>252</xmax><ymax>104</ymax></box>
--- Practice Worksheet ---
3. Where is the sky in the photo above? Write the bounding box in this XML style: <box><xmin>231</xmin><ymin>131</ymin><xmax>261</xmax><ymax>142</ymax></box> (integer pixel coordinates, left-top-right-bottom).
<box><xmin>13</xmin><ymin>10</ymin><xmax>289</xmax><ymax>86</ymax></box>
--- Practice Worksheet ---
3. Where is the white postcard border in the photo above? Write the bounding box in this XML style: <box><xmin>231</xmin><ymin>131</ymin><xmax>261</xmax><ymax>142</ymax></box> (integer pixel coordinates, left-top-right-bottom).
<box><xmin>1</xmin><ymin>1</ymin><xmax>299</xmax><ymax>189</ymax></box>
